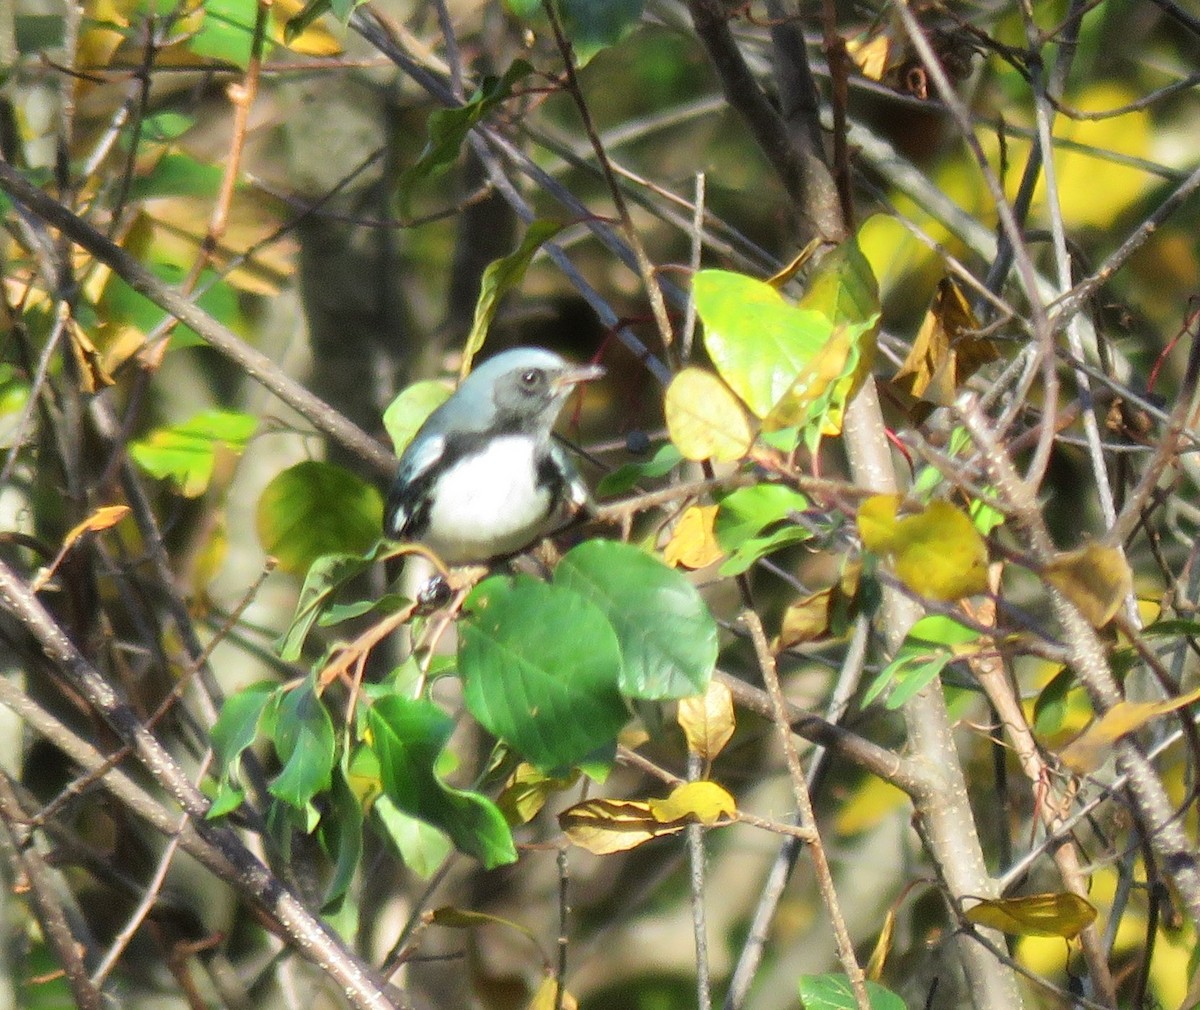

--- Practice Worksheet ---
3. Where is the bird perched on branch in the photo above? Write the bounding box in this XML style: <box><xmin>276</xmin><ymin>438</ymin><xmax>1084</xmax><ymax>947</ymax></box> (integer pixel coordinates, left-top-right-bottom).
<box><xmin>384</xmin><ymin>347</ymin><xmax>604</xmax><ymax>564</ymax></box>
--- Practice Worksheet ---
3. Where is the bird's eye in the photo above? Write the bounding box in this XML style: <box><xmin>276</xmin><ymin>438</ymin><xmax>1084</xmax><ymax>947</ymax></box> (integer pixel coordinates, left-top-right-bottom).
<box><xmin>520</xmin><ymin>369</ymin><xmax>541</xmax><ymax>387</ymax></box>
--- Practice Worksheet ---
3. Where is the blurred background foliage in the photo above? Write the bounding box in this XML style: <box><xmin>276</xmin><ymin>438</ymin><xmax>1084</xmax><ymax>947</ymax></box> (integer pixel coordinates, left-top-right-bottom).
<box><xmin>2</xmin><ymin>1</ymin><xmax>1200</xmax><ymax>1009</ymax></box>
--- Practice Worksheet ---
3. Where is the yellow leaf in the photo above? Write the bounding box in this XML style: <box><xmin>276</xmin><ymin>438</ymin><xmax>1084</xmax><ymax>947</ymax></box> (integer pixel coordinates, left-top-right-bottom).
<box><xmin>665</xmin><ymin>368</ymin><xmax>753</xmax><ymax>462</ymax></box>
<box><xmin>527</xmin><ymin>975</ymin><xmax>578</xmax><ymax>1010</ymax></box>
<box><xmin>763</xmin><ymin>324</ymin><xmax>856</xmax><ymax>432</ymax></box>
<box><xmin>64</xmin><ymin>505</ymin><xmax>131</xmax><ymax>546</ymax></box>
<box><xmin>847</xmin><ymin>34</ymin><xmax>892</xmax><ymax>81</ymax></box>
<box><xmin>664</xmin><ymin>505</ymin><xmax>724</xmax><ymax>569</ymax></box>
<box><xmin>647</xmin><ymin>781</ymin><xmax>736</xmax><ymax>826</ymax></box>
<box><xmin>68</xmin><ymin>318</ymin><xmax>115</xmax><ymax>393</ymax></box>
<box><xmin>856</xmin><ymin>494</ymin><xmax>902</xmax><ymax>552</ymax></box>
<box><xmin>893</xmin><ymin>276</ymin><xmax>998</xmax><ymax>408</ymax></box>
<box><xmin>272</xmin><ymin>0</ymin><xmax>343</xmax><ymax>56</ymax></box>
<box><xmin>774</xmin><ymin>588</ymin><xmax>833</xmax><ymax>649</ymax></box>
<box><xmin>1059</xmin><ymin>683</ymin><xmax>1200</xmax><ymax>774</ymax></box>
<box><xmin>964</xmin><ymin>893</ymin><xmax>1097</xmax><ymax>939</ymax></box>
<box><xmin>559</xmin><ymin>798</ymin><xmax>681</xmax><ymax>854</ymax></box>
<box><xmin>833</xmin><ymin>775</ymin><xmax>908</xmax><ymax>836</ymax></box>
<box><xmin>866</xmin><ymin>904</ymin><xmax>897</xmax><ymax>979</ymax></box>
<box><xmin>677</xmin><ymin>681</ymin><xmax>735</xmax><ymax>761</ymax></box>
<box><xmin>1043</xmin><ymin>543</ymin><xmax>1132</xmax><ymax>628</ymax></box>
<box><xmin>496</xmin><ymin>763</ymin><xmax>580</xmax><ymax>826</ymax></box>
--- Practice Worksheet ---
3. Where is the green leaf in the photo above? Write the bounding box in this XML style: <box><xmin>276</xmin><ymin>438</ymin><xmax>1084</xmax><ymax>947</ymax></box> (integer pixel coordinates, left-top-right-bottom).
<box><xmin>269</xmin><ymin>678</ymin><xmax>336</xmax><ymax>809</ymax></box>
<box><xmin>382</xmin><ymin>380</ymin><xmax>451</xmax><ymax>456</ymax></box>
<box><xmin>275</xmin><ymin>550</ymin><xmax>374</xmax><ymax>661</ymax></box>
<box><xmin>798</xmin><ymin>974</ymin><xmax>907</xmax><ymax>1010</ymax></box>
<box><xmin>127</xmin><ymin>152</ymin><xmax>224</xmax><ymax>201</ymax></box>
<box><xmin>207</xmin><ymin>681</ymin><xmax>277</xmax><ymax>818</ymax></box>
<box><xmin>318</xmin><ymin>593</ymin><xmax>410</xmax><ymax>628</ymax></box>
<box><xmin>560</xmin><ymin>0</ymin><xmax>644</xmax><ymax>61</ymax></box>
<box><xmin>556</xmin><ymin>540</ymin><xmax>717</xmax><ymax>699</ymax></box>
<box><xmin>319</xmin><ymin>768</ymin><xmax>363</xmax><ymax>912</ymax></box>
<box><xmin>459</xmin><ymin>575</ymin><xmax>627</xmax><ymax>770</ymax></box>
<box><xmin>256</xmin><ymin>461</ymin><xmax>383</xmax><ymax>576</ymax></box>
<box><xmin>366</xmin><ymin>696</ymin><xmax>516</xmax><ymax>868</ymax></box>
<box><xmin>186</xmin><ymin>0</ymin><xmax>274</xmax><ymax>69</ymax></box>
<box><xmin>101</xmin><ymin>259</ymin><xmax>242</xmax><ymax>350</ymax></box>
<box><xmin>129</xmin><ymin>409</ymin><xmax>256</xmax><ymax>497</ymax></box>
<box><xmin>372</xmin><ymin>794</ymin><xmax>453</xmax><ymax>878</ymax></box>
<box><xmin>15</xmin><ymin>14</ymin><xmax>65</xmax><ymax>54</ymax></box>
<box><xmin>715</xmin><ymin>484</ymin><xmax>811</xmax><ymax>574</ymax></box>
<box><xmin>461</xmin><ymin>219</ymin><xmax>567</xmax><ymax>374</ymax></box>
<box><xmin>692</xmin><ymin>269</ymin><xmax>833</xmax><ymax>417</ymax></box>
<box><xmin>399</xmin><ymin>60</ymin><xmax>533</xmax><ymax>210</ymax></box>
<box><xmin>595</xmin><ymin>442</ymin><xmax>681</xmax><ymax>497</ymax></box>
<box><xmin>862</xmin><ymin>615</ymin><xmax>979</xmax><ymax>709</ymax></box>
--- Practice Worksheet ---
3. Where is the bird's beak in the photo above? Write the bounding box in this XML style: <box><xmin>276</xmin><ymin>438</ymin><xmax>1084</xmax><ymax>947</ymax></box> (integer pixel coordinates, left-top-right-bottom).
<box><xmin>554</xmin><ymin>362</ymin><xmax>605</xmax><ymax>392</ymax></box>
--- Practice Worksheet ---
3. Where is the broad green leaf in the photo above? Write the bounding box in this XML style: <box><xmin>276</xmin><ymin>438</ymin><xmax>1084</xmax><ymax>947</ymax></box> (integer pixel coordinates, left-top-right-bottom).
<box><xmin>372</xmin><ymin>794</ymin><xmax>454</xmax><ymax>878</ymax></box>
<box><xmin>269</xmin><ymin>677</ymin><xmax>335</xmax><ymax>809</ymax></box>
<box><xmin>595</xmin><ymin>442</ymin><xmax>681</xmax><ymax>497</ymax></box>
<box><xmin>964</xmin><ymin>893</ymin><xmax>1097</xmax><ymax>939</ymax></box>
<box><xmin>715</xmin><ymin>484</ymin><xmax>811</xmax><ymax>575</ymax></box>
<box><xmin>318</xmin><ymin>593</ymin><xmax>410</xmax><ymax>628</ymax></box>
<box><xmin>798</xmin><ymin>974</ymin><xmax>906</xmax><ymax>1010</ymax></box>
<box><xmin>127</xmin><ymin>152</ymin><xmax>223</xmax><ymax>202</ymax></box>
<box><xmin>256</xmin><ymin>461</ymin><xmax>383</xmax><ymax>576</ymax></box>
<box><xmin>382</xmin><ymin>380</ymin><xmax>451</xmax><ymax>456</ymax></box>
<box><xmin>399</xmin><ymin>60</ymin><xmax>533</xmax><ymax>211</ymax></box>
<box><xmin>130</xmin><ymin>409</ymin><xmax>256</xmax><ymax>497</ymax></box>
<box><xmin>459</xmin><ymin>575</ymin><xmax>627</xmax><ymax>769</ymax></box>
<box><xmin>207</xmin><ymin>681</ymin><xmax>278</xmax><ymax>818</ymax></box>
<box><xmin>461</xmin><ymin>219</ymin><xmax>567</xmax><ymax>375</ymax></box>
<box><xmin>556</xmin><ymin>540</ymin><xmax>717</xmax><ymax>700</ymax></box>
<box><xmin>366</xmin><ymin>696</ymin><xmax>517</xmax><ymax>868</ymax></box>
<box><xmin>693</xmin><ymin>269</ymin><xmax>833</xmax><ymax>418</ymax></box>
<box><xmin>664</xmin><ymin>367</ymin><xmax>753</xmax><ymax>462</ymax></box>
<box><xmin>186</xmin><ymin>0</ymin><xmax>274</xmax><ymax>69</ymax></box>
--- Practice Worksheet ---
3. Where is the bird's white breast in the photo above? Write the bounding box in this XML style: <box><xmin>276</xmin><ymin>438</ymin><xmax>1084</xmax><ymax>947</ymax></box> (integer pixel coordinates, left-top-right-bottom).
<box><xmin>422</xmin><ymin>436</ymin><xmax>556</xmax><ymax>563</ymax></box>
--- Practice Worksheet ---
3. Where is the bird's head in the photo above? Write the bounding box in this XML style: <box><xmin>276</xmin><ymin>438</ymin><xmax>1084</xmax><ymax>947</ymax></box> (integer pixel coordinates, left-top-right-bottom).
<box><xmin>465</xmin><ymin>347</ymin><xmax>605</xmax><ymax>434</ymax></box>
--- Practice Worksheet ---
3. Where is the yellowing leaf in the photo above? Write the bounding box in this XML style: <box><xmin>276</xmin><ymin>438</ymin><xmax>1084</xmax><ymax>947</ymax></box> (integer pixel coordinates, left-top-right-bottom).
<box><xmin>848</xmin><ymin>34</ymin><xmax>892</xmax><ymax>81</ymax></box>
<box><xmin>1059</xmin><ymin>683</ymin><xmax>1200</xmax><ymax>774</ymax></box>
<box><xmin>496</xmin><ymin>763</ymin><xmax>580</xmax><ymax>826</ymax></box>
<box><xmin>763</xmin><ymin>324</ymin><xmax>856</xmax><ymax>432</ymax></box>
<box><xmin>894</xmin><ymin>276</ymin><xmax>998</xmax><ymax>409</ymax></box>
<box><xmin>559</xmin><ymin>798</ymin><xmax>680</xmax><ymax>854</ymax></box>
<box><xmin>1044</xmin><ymin>543</ymin><xmax>1132</xmax><ymax>628</ymax></box>
<box><xmin>527</xmin><ymin>975</ymin><xmax>578</xmax><ymax>1010</ymax></box>
<box><xmin>664</xmin><ymin>505</ymin><xmax>724</xmax><ymax>569</ymax></box>
<box><xmin>857</xmin><ymin>494</ymin><xmax>902</xmax><ymax>552</ymax></box>
<box><xmin>774</xmin><ymin>588</ymin><xmax>833</xmax><ymax>649</ymax></box>
<box><xmin>647</xmin><ymin>781</ymin><xmax>736</xmax><ymax>826</ymax></box>
<box><xmin>272</xmin><ymin>0</ymin><xmax>343</xmax><ymax>55</ymax></box>
<box><xmin>665</xmin><ymin>367</ymin><xmax>754</xmax><ymax>462</ymax></box>
<box><xmin>860</xmin><ymin>497</ymin><xmax>988</xmax><ymax>601</ymax></box>
<box><xmin>866</xmin><ymin>904</ymin><xmax>898</xmax><ymax>980</ymax></box>
<box><xmin>677</xmin><ymin>681</ymin><xmax>735</xmax><ymax>761</ymax></box>
<box><xmin>964</xmin><ymin>893</ymin><xmax>1097</xmax><ymax>939</ymax></box>
<box><xmin>31</xmin><ymin>505</ymin><xmax>132</xmax><ymax>592</ymax></box>
<box><xmin>833</xmin><ymin>775</ymin><xmax>908</xmax><ymax>835</ymax></box>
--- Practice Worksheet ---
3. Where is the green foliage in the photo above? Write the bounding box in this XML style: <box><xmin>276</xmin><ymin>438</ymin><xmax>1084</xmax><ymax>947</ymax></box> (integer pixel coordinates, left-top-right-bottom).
<box><xmin>269</xmin><ymin>676</ymin><xmax>336</xmax><ymax>808</ymax></box>
<box><xmin>862</xmin><ymin>615</ymin><xmax>980</xmax><ymax>709</ymax></box>
<box><xmin>256</xmin><ymin>461</ymin><xmax>383</xmax><ymax>576</ymax></box>
<box><xmin>129</xmin><ymin>409</ymin><xmax>256</xmax><ymax>497</ymax></box>
<box><xmin>798</xmin><ymin>975</ymin><xmax>907</xmax><ymax>1010</ymax></box>
<box><xmin>556</xmin><ymin>540</ymin><xmax>717</xmax><ymax>699</ymax></box>
<box><xmin>595</xmin><ymin>442</ymin><xmax>682</xmax><ymax>497</ymax></box>
<box><xmin>383</xmin><ymin>380</ymin><xmax>451</xmax><ymax>456</ymax></box>
<box><xmin>715</xmin><ymin>484</ymin><xmax>812</xmax><ymax>576</ymax></box>
<box><xmin>459</xmin><ymin>573</ymin><xmax>627</xmax><ymax>771</ymax></box>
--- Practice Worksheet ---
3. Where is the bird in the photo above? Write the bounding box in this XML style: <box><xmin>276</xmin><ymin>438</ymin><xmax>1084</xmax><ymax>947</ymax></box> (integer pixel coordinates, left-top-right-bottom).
<box><xmin>384</xmin><ymin>347</ymin><xmax>604</xmax><ymax>565</ymax></box>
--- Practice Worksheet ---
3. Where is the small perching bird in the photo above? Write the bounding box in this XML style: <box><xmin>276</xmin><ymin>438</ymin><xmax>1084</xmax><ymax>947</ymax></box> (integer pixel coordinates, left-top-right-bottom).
<box><xmin>384</xmin><ymin>347</ymin><xmax>604</xmax><ymax>564</ymax></box>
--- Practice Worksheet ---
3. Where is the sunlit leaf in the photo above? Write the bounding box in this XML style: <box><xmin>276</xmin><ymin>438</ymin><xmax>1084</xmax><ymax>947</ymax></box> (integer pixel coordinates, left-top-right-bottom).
<box><xmin>556</xmin><ymin>540</ymin><xmax>718</xmax><ymax>700</ymax></box>
<box><xmin>894</xmin><ymin>276</ymin><xmax>998</xmax><ymax>409</ymax></box>
<box><xmin>382</xmin><ymin>379</ymin><xmax>452</xmax><ymax>456</ymax></box>
<box><xmin>664</xmin><ymin>367</ymin><xmax>753</xmax><ymax>462</ymax></box>
<box><xmin>858</xmin><ymin>496</ymin><xmax>988</xmax><ymax>601</ymax></box>
<box><xmin>964</xmin><ymin>893</ymin><xmax>1097</xmax><ymax>939</ymax></box>
<box><xmin>1059</xmin><ymin>683</ymin><xmax>1200</xmax><ymax>774</ymax></box>
<box><xmin>677</xmin><ymin>681</ymin><xmax>735</xmax><ymax>761</ymax></box>
<box><xmin>663</xmin><ymin>505</ymin><xmax>724</xmax><ymax>570</ymax></box>
<box><xmin>461</xmin><ymin>220</ymin><xmax>567</xmax><ymax>376</ymax></box>
<box><xmin>715</xmin><ymin>484</ymin><xmax>811</xmax><ymax>575</ymax></box>
<box><xmin>646</xmin><ymin>781</ymin><xmax>735</xmax><ymax>825</ymax></box>
<box><xmin>527</xmin><ymin>975</ymin><xmax>578</xmax><ymax>1010</ymax></box>
<box><xmin>797</xmin><ymin>973</ymin><xmax>907</xmax><ymax>1010</ymax></box>
<box><xmin>1043</xmin><ymin>543</ymin><xmax>1132</xmax><ymax>628</ymax></box>
<box><xmin>130</xmin><ymin>409</ymin><xmax>256</xmax><ymax>498</ymax></box>
<box><xmin>269</xmin><ymin>677</ymin><xmax>335</xmax><ymax>809</ymax></box>
<box><xmin>559</xmin><ymin>782</ymin><xmax>734</xmax><ymax>855</ymax></box>
<box><xmin>460</xmin><ymin>574</ymin><xmax>626</xmax><ymax>770</ymax></box>
<box><xmin>496</xmin><ymin>763</ymin><xmax>580</xmax><ymax>826</ymax></box>
<box><xmin>367</xmin><ymin>695</ymin><xmax>517</xmax><ymax>867</ymax></box>
<box><xmin>256</xmin><ymin>462</ymin><xmax>383</xmax><ymax>576</ymax></box>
